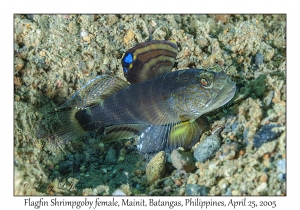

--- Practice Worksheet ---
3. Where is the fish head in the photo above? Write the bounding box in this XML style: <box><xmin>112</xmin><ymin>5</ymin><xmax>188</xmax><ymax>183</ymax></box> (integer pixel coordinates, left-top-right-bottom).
<box><xmin>169</xmin><ymin>70</ymin><xmax>236</xmax><ymax>119</ymax></box>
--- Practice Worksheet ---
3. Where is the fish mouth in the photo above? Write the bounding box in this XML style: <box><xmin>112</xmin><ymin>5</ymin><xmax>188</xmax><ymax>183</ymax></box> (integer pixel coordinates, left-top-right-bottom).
<box><xmin>205</xmin><ymin>82</ymin><xmax>236</xmax><ymax>110</ymax></box>
<box><xmin>221</xmin><ymin>84</ymin><xmax>236</xmax><ymax>105</ymax></box>
<box><xmin>210</xmin><ymin>71</ymin><xmax>236</xmax><ymax>107</ymax></box>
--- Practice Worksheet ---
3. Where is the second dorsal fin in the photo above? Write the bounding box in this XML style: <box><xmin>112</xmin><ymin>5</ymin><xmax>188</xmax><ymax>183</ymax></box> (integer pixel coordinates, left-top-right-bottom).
<box><xmin>57</xmin><ymin>75</ymin><xmax>129</xmax><ymax>110</ymax></box>
<box><xmin>121</xmin><ymin>40</ymin><xmax>178</xmax><ymax>84</ymax></box>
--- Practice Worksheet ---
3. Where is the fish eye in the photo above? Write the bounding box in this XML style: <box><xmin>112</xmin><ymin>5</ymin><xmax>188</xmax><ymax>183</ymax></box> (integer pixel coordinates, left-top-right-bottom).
<box><xmin>199</xmin><ymin>72</ymin><xmax>213</xmax><ymax>88</ymax></box>
<box><xmin>201</xmin><ymin>77</ymin><xmax>209</xmax><ymax>87</ymax></box>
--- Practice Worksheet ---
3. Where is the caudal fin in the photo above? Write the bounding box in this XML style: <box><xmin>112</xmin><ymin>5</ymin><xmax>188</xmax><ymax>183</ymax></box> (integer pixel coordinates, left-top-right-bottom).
<box><xmin>36</xmin><ymin>74</ymin><xmax>130</xmax><ymax>145</ymax></box>
<box><xmin>36</xmin><ymin>109</ymin><xmax>86</xmax><ymax>145</ymax></box>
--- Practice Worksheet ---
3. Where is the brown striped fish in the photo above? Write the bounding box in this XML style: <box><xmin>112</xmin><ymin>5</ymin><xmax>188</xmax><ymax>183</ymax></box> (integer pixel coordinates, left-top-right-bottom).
<box><xmin>40</xmin><ymin>40</ymin><xmax>236</xmax><ymax>153</ymax></box>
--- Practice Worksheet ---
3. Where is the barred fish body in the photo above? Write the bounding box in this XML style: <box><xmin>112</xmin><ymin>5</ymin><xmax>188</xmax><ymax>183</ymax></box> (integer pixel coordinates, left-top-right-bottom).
<box><xmin>76</xmin><ymin>69</ymin><xmax>235</xmax><ymax>128</ymax></box>
<box><xmin>39</xmin><ymin>40</ymin><xmax>236</xmax><ymax>153</ymax></box>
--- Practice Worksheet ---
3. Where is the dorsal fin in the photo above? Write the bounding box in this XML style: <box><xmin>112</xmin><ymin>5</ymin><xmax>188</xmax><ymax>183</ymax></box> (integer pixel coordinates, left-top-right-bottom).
<box><xmin>121</xmin><ymin>40</ymin><xmax>178</xmax><ymax>84</ymax></box>
<box><xmin>57</xmin><ymin>75</ymin><xmax>129</xmax><ymax>110</ymax></box>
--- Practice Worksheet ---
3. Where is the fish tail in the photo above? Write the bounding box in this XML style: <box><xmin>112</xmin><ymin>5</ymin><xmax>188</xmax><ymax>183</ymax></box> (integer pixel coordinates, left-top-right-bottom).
<box><xmin>36</xmin><ymin>74</ymin><xmax>131</xmax><ymax>145</ymax></box>
<box><xmin>36</xmin><ymin>109</ymin><xmax>86</xmax><ymax>145</ymax></box>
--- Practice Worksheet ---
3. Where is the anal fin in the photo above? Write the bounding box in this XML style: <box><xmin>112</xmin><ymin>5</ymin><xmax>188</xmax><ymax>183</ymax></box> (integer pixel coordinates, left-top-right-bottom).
<box><xmin>137</xmin><ymin>125</ymin><xmax>171</xmax><ymax>153</ymax></box>
<box><xmin>136</xmin><ymin>118</ymin><xmax>208</xmax><ymax>154</ymax></box>
<box><xmin>101</xmin><ymin>124</ymin><xmax>148</xmax><ymax>143</ymax></box>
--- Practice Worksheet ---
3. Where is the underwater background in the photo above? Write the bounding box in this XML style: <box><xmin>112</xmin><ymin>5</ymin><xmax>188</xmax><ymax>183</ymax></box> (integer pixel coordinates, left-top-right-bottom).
<box><xmin>14</xmin><ymin>14</ymin><xmax>286</xmax><ymax>196</ymax></box>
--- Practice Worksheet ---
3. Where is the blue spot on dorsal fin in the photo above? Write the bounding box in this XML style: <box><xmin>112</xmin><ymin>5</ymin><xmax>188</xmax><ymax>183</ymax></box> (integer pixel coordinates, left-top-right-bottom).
<box><xmin>124</xmin><ymin>53</ymin><xmax>133</xmax><ymax>64</ymax></box>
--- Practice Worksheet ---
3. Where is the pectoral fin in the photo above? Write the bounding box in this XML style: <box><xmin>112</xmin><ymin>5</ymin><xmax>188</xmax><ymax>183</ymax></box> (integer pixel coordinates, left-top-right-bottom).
<box><xmin>166</xmin><ymin>118</ymin><xmax>208</xmax><ymax>152</ymax></box>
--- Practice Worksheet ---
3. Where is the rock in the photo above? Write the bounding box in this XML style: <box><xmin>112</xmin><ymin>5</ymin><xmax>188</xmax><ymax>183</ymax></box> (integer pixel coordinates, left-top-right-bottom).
<box><xmin>105</xmin><ymin>148</ymin><xmax>117</xmax><ymax>164</ymax></box>
<box><xmin>276</xmin><ymin>159</ymin><xmax>286</xmax><ymax>173</ymax></box>
<box><xmin>185</xmin><ymin>184</ymin><xmax>209</xmax><ymax>196</ymax></box>
<box><xmin>112</xmin><ymin>189</ymin><xmax>126</xmax><ymax>196</ymax></box>
<box><xmin>253</xmin><ymin>124</ymin><xmax>282</xmax><ymax>148</ymax></box>
<box><xmin>187</xmin><ymin>174</ymin><xmax>198</xmax><ymax>184</ymax></box>
<box><xmin>263</xmin><ymin>91</ymin><xmax>274</xmax><ymax>106</ymax></box>
<box><xmin>150</xmin><ymin>19</ymin><xmax>157</xmax><ymax>27</ymax></box>
<box><xmin>259</xmin><ymin>174</ymin><xmax>268</xmax><ymax>183</ymax></box>
<box><xmin>14</xmin><ymin>57</ymin><xmax>25</xmax><ymax>71</ymax></box>
<box><xmin>171</xmin><ymin>149</ymin><xmax>195</xmax><ymax>172</ymax></box>
<box><xmin>255</xmin><ymin>52</ymin><xmax>264</xmax><ymax>66</ymax></box>
<box><xmin>218</xmin><ymin>178</ymin><xmax>228</xmax><ymax>190</ymax></box>
<box><xmin>243</xmin><ymin>128</ymin><xmax>250</xmax><ymax>145</ymax></box>
<box><xmin>225</xmin><ymin>187</ymin><xmax>232</xmax><ymax>196</ymax></box>
<box><xmin>231</xmin><ymin>122</ymin><xmax>239</xmax><ymax>133</ymax></box>
<box><xmin>277</xmin><ymin>173</ymin><xmax>286</xmax><ymax>182</ymax></box>
<box><xmin>210</xmin><ymin>14</ymin><xmax>231</xmax><ymax>24</ymax></box>
<box><xmin>119</xmin><ymin>184</ymin><xmax>131</xmax><ymax>195</ymax></box>
<box><xmin>146</xmin><ymin>151</ymin><xmax>166</xmax><ymax>185</ymax></box>
<box><xmin>231</xmin><ymin>190</ymin><xmax>241</xmax><ymax>196</ymax></box>
<box><xmin>219</xmin><ymin>141</ymin><xmax>239</xmax><ymax>160</ymax></box>
<box><xmin>194</xmin><ymin>132</ymin><xmax>221</xmax><ymax>162</ymax></box>
<box><xmin>124</xmin><ymin>29</ymin><xmax>134</xmax><ymax>45</ymax></box>
<box><xmin>106</xmin><ymin>15</ymin><xmax>118</xmax><ymax>26</ymax></box>
<box><xmin>256</xmin><ymin>182</ymin><xmax>267</xmax><ymax>193</ymax></box>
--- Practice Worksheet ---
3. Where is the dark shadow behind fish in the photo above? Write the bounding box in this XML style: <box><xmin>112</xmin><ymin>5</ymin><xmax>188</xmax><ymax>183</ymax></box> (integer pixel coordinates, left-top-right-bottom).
<box><xmin>36</xmin><ymin>40</ymin><xmax>236</xmax><ymax>154</ymax></box>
